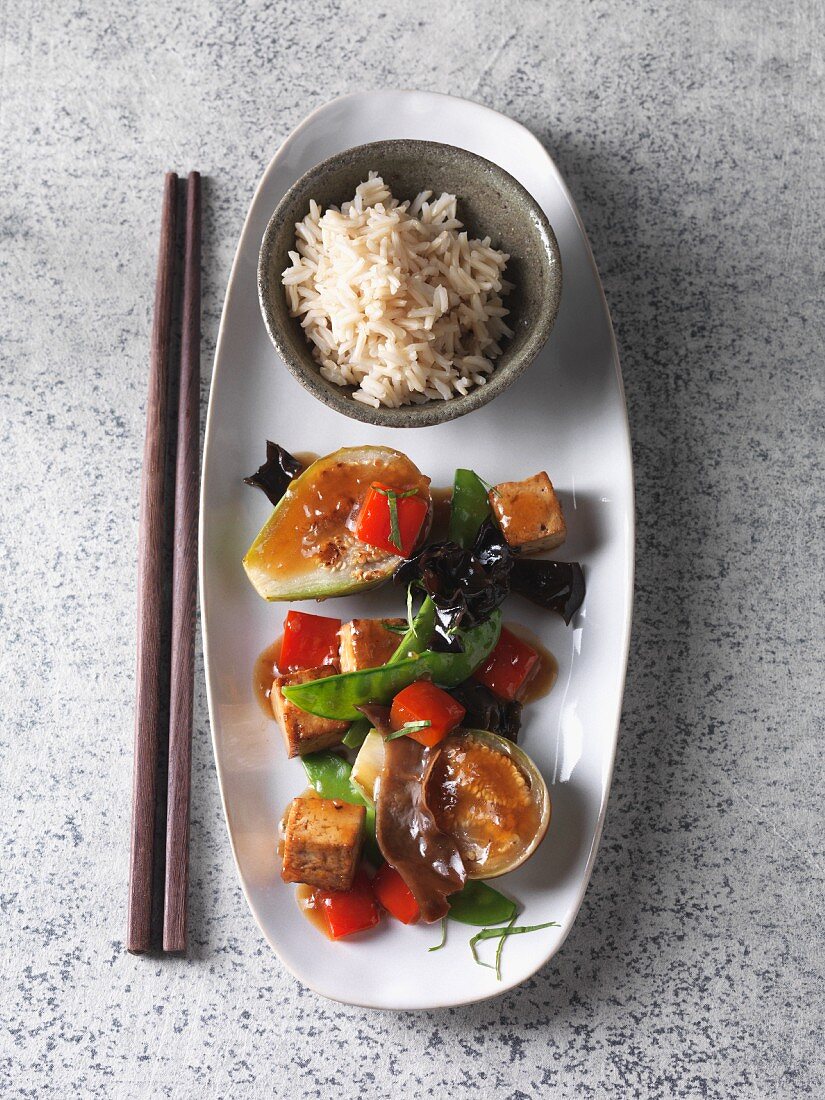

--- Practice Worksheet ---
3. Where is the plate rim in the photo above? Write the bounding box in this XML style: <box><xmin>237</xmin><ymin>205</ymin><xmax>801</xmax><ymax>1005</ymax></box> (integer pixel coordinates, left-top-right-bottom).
<box><xmin>199</xmin><ymin>88</ymin><xmax>635</xmax><ymax>1009</ymax></box>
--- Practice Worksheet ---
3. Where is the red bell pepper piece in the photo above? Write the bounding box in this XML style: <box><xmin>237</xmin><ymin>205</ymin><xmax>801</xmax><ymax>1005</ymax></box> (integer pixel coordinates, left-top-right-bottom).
<box><xmin>354</xmin><ymin>482</ymin><xmax>428</xmax><ymax>558</ymax></box>
<box><xmin>473</xmin><ymin>627</ymin><xmax>539</xmax><ymax>701</ymax></box>
<box><xmin>389</xmin><ymin>680</ymin><xmax>466</xmax><ymax>747</ymax></box>
<box><xmin>317</xmin><ymin>869</ymin><xmax>381</xmax><ymax>940</ymax></box>
<box><xmin>279</xmin><ymin>610</ymin><xmax>341</xmax><ymax>672</ymax></box>
<box><xmin>373</xmin><ymin>863</ymin><xmax>420</xmax><ymax>924</ymax></box>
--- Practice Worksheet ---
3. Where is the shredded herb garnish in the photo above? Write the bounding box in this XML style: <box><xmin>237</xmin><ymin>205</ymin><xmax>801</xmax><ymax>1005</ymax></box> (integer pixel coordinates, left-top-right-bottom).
<box><xmin>383</xmin><ymin>621</ymin><xmax>409</xmax><ymax>635</ymax></box>
<box><xmin>476</xmin><ymin>475</ymin><xmax>501</xmax><ymax>499</ymax></box>
<box><xmin>406</xmin><ymin>582</ymin><xmax>417</xmax><ymax>635</ymax></box>
<box><xmin>428</xmin><ymin>917</ymin><xmax>448</xmax><ymax>952</ymax></box>
<box><xmin>384</xmin><ymin>719</ymin><xmax>432</xmax><ymax>741</ymax></box>
<box><xmin>373</xmin><ymin>485</ymin><xmax>420</xmax><ymax>553</ymax></box>
<box><xmin>470</xmin><ymin>921</ymin><xmax>559</xmax><ymax>980</ymax></box>
<box><xmin>494</xmin><ymin>914</ymin><xmax>517</xmax><ymax>978</ymax></box>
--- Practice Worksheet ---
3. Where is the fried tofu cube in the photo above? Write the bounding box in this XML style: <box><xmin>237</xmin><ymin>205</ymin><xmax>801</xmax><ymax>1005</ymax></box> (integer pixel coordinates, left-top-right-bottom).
<box><xmin>338</xmin><ymin>617</ymin><xmax>406</xmax><ymax>673</ymax></box>
<box><xmin>489</xmin><ymin>472</ymin><xmax>567</xmax><ymax>553</ymax></box>
<box><xmin>271</xmin><ymin>665</ymin><xmax>350</xmax><ymax>758</ymax></box>
<box><xmin>281</xmin><ymin>794</ymin><xmax>365</xmax><ymax>890</ymax></box>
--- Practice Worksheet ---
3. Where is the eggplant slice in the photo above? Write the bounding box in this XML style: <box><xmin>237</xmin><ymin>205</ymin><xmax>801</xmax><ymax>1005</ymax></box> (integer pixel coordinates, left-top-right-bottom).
<box><xmin>243</xmin><ymin>446</ymin><xmax>431</xmax><ymax>601</ymax></box>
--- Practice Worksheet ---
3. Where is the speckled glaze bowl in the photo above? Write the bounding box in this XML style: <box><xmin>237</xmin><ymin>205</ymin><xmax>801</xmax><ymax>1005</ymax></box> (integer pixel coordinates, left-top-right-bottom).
<box><xmin>258</xmin><ymin>139</ymin><xmax>562</xmax><ymax>428</ymax></box>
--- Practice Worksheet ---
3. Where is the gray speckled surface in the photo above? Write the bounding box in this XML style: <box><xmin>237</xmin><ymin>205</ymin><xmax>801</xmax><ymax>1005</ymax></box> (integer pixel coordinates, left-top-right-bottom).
<box><xmin>2</xmin><ymin>1</ymin><xmax>823</xmax><ymax>1096</ymax></box>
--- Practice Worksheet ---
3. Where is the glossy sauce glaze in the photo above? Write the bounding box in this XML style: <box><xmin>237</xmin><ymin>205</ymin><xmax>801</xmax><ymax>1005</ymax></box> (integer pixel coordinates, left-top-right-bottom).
<box><xmin>253</xmin><ymin>635</ymin><xmax>283</xmax><ymax>717</ymax></box>
<box><xmin>504</xmin><ymin>621</ymin><xmax>559</xmax><ymax>703</ymax></box>
<box><xmin>295</xmin><ymin>883</ymin><xmax>330</xmax><ymax>938</ymax></box>
<box><xmin>254</xmin><ymin>449</ymin><xmax>431</xmax><ymax>583</ymax></box>
<box><xmin>425</xmin><ymin>732</ymin><xmax>543</xmax><ymax>876</ymax></box>
<box><xmin>292</xmin><ymin>450</ymin><xmax>320</xmax><ymax>470</ymax></box>
<box><xmin>429</xmin><ymin>486</ymin><xmax>453</xmax><ymax>541</ymax></box>
<box><xmin>376</xmin><ymin>736</ymin><xmax>466</xmax><ymax>922</ymax></box>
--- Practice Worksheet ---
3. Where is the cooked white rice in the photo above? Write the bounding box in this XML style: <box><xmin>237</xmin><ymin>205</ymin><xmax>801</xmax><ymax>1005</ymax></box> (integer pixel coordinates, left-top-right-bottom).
<box><xmin>281</xmin><ymin>173</ymin><xmax>513</xmax><ymax>408</ymax></box>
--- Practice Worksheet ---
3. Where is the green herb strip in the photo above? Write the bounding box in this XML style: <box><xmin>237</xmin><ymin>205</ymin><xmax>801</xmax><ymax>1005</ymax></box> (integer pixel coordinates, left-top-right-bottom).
<box><xmin>406</xmin><ymin>582</ymin><xmax>416</xmax><ymax>634</ymax></box>
<box><xmin>384</xmin><ymin>719</ymin><xmax>432</xmax><ymax>742</ymax></box>
<box><xmin>428</xmin><ymin>917</ymin><xmax>448</xmax><ymax>953</ymax></box>
<box><xmin>373</xmin><ymin>485</ymin><xmax>420</xmax><ymax>554</ymax></box>
<box><xmin>494</xmin><ymin>915</ymin><xmax>517</xmax><ymax>979</ymax></box>
<box><xmin>389</xmin><ymin>595</ymin><xmax>436</xmax><ymax>665</ymax></box>
<box><xmin>469</xmin><ymin>921</ymin><xmax>560</xmax><ymax>979</ymax></box>
<box><xmin>476</xmin><ymin>475</ymin><xmax>501</xmax><ymax>499</ymax></box>
<box><xmin>383</xmin><ymin>622</ymin><xmax>408</xmax><ymax>635</ymax></box>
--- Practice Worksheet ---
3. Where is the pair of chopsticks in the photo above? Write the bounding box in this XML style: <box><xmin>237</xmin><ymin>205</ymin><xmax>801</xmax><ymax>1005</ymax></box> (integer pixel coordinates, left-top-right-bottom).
<box><xmin>127</xmin><ymin>172</ymin><xmax>201</xmax><ymax>955</ymax></box>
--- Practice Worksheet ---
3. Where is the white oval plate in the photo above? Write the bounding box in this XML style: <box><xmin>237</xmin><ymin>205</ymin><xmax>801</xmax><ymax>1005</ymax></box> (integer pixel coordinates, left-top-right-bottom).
<box><xmin>200</xmin><ymin>90</ymin><xmax>633</xmax><ymax>1009</ymax></box>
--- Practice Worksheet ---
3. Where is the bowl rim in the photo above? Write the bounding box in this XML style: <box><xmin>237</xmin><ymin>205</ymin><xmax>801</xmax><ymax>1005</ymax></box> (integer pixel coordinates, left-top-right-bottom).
<box><xmin>257</xmin><ymin>138</ymin><xmax>562</xmax><ymax>428</ymax></box>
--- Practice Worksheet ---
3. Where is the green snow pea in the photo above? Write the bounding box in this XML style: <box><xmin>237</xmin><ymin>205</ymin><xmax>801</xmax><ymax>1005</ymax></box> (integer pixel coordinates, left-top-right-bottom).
<box><xmin>283</xmin><ymin>611</ymin><xmax>502</xmax><ymax>721</ymax></box>
<box><xmin>448</xmin><ymin>469</ymin><xmax>492</xmax><ymax>549</ymax></box>
<box><xmin>388</xmin><ymin>596</ymin><xmax>436</xmax><ymax>663</ymax></box>
<box><xmin>447</xmin><ymin>880</ymin><xmax>518</xmax><ymax>926</ymax></box>
<box><xmin>340</xmin><ymin>599</ymin><xmax>438</xmax><ymax>748</ymax></box>
<box><xmin>341</xmin><ymin>717</ymin><xmax>371</xmax><ymax>750</ymax></box>
<box><xmin>300</xmin><ymin>752</ymin><xmax>379</xmax><ymax>863</ymax></box>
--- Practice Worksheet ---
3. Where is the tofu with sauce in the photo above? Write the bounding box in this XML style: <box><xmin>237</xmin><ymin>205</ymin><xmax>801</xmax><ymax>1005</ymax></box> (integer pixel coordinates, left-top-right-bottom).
<box><xmin>338</xmin><ymin>617</ymin><xmax>406</xmax><ymax>673</ymax></box>
<box><xmin>281</xmin><ymin>794</ymin><xmax>365</xmax><ymax>890</ymax></box>
<box><xmin>489</xmin><ymin>472</ymin><xmax>567</xmax><ymax>553</ymax></box>
<box><xmin>271</xmin><ymin>665</ymin><xmax>350</xmax><ymax>757</ymax></box>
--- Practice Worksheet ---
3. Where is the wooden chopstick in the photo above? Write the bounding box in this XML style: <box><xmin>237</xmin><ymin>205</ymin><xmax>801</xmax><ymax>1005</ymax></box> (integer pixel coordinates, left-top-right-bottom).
<box><xmin>128</xmin><ymin>171</ymin><xmax>178</xmax><ymax>954</ymax></box>
<box><xmin>163</xmin><ymin>172</ymin><xmax>201</xmax><ymax>953</ymax></box>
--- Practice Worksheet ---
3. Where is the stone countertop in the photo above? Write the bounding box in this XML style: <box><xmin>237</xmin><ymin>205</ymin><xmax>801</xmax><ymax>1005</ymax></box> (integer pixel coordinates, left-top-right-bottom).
<box><xmin>2</xmin><ymin>2</ymin><xmax>822</xmax><ymax>1097</ymax></box>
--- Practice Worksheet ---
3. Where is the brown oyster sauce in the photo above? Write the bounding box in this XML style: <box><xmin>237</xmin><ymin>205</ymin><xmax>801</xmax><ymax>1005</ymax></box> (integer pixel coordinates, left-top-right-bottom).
<box><xmin>425</xmin><ymin>734</ymin><xmax>542</xmax><ymax>875</ymax></box>
<box><xmin>295</xmin><ymin>884</ymin><xmax>331</xmax><ymax>937</ymax></box>
<box><xmin>249</xmin><ymin>451</ymin><xmax>430</xmax><ymax>583</ymax></box>
<box><xmin>504</xmin><ymin>622</ymin><xmax>558</xmax><ymax>703</ymax></box>
<box><xmin>428</xmin><ymin>486</ymin><xmax>453</xmax><ymax>541</ymax></box>
<box><xmin>253</xmin><ymin>635</ymin><xmax>283</xmax><ymax>717</ymax></box>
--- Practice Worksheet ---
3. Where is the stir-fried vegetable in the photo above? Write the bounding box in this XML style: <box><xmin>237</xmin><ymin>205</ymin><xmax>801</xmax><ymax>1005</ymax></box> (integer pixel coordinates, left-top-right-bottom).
<box><xmin>395</xmin><ymin>520</ymin><xmax>511</xmax><ymax>645</ymax></box>
<box><xmin>389</xmin><ymin>681</ymin><xmax>466</xmax><ymax>747</ymax></box>
<box><xmin>396</xmin><ymin>518</ymin><xmax>586</xmax><ymax>640</ymax></box>
<box><xmin>510</xmin><ymin>557</ymin><xmax>585</xmax><ymax>624</ymax></box>
<box><xmin>350</xmin><ymin>729</ymin><xmax>385</xmax><ymax>803</ymax></box>
<box><xmin>373</xmin><ymin>864</ymin><xmax>420</xmax><ymax>924</ymax></box>
<box><xmin>474</xmin><ymin>627</ymin><xmax>540</xmax><ymax>701</ymax></box>
<box><xmin>283</xmin><ymin>612</ymin><xmax>502</xmax><ymax>721</ymax></box>
<box><xmin>388</xmin><ymin>596</ymin><xmax>436</xmax><ymax>663</ymax></box>
<box><xmin>243</xmin><ymin>441</ymin><xmax>302</xmax><ymax>506</ymax></box>
<box><xmin>260</xmin><ymin>452</ymin><xmax>574</xmax><ymax>968</ymax></box>
<box><xmin>447</xmin><ymin>880</ymin><xmax>518</xmax><ymax>926</ymax></box>
<box><xmin>342</xmin><ymin>717</ymin><xmax>371</xmax><ymax>750</ymax></box>
<box><xmin>279</xmin><ymin>610</ymin><xmax>341</xmax><ymax>672</ymax></box>
<box><xmin>424</xmin><ymin>729</ymin><xmax>551</xmax><ymax>879</ymax></box>
<box><xmin>376</xmin><ymin>735</ymin><xmax>466</xmax><ymax>923</ymax></box>
<box><xmin>355</xmin><ymin>483</ymin><xmax>429</xmax><ymax>558</ymax></box>
<box><xmin>244</xmin><ymin>446</ymin><xmax>430</xmax><ymax>601</ymax></box>
<box><xmin>448</xmin><ymin>469</ymin><xmax>491</xmax><ymax>549</ymax></box>
<box><xmin>389</xmin><ymin>594</ymin><xmax>440</xmax><ymax>660</ymax></box>
<box><xmin>316</xmin><ymin>869</ymin><xmax>381</xmax><ymax>939</ymax></box>
<box><xmin>448</xmin><ymin>680</ymin><xmax>522</xmax><ymax>743</ymax></box>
